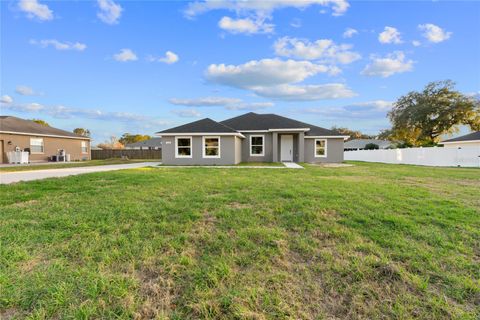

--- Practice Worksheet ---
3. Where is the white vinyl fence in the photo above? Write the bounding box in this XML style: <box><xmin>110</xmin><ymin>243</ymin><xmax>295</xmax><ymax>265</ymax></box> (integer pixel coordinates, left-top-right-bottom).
<box><xmin>344</xmin><ymin>146</ymin><xmax>480</xmax><ymax>167</ymax></box>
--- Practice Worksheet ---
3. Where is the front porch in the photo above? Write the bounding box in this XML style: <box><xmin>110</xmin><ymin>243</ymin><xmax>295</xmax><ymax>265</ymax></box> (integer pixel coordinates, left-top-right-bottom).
<box><xmin>272</xmin><ymin>131</ymin><xmax>305</xmax><ymax>162</ymax></box>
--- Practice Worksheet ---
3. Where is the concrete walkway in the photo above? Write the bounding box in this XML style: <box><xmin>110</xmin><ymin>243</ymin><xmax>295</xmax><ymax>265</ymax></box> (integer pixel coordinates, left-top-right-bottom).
<box><xmin>0</xmin><ymin>162</ymin><xmax>161</xmax><ymax>184</ymax></box>
<box><xmin>282</xmin><ymin>162</ymin><xmax>304</xmax><ymax>169</ymax></box>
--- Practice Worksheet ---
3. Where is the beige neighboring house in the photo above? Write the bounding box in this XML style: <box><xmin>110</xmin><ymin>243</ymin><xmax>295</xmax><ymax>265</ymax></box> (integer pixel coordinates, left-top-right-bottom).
<box><xmin>441</xmin><ymin>131</ymin><xmax>480</xmax><ymax>148</ymax></box>
<box><xmin>0</xmin><ymin>116</ymin><xmax>91</xmax><ymax>163</ymax></box>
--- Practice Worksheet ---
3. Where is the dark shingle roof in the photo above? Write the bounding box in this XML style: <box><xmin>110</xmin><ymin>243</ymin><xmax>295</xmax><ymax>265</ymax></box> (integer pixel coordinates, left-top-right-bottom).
<box><xmin>442</xmin><ymin>131</ymin><xmax>480</xmax><ymax>143</ymax></box>
<box><xmin>220</xmin><ymin>112</ymin><xmax>340</xmax><ymax>136</ymax></box>
<box><xmin>157</xmin><ymin>118</ymin><xmax>238</xmax><ymax>134</ymax></box>
<box><xmin>0</xmin><ymin>115</ymin><xmax>89</xmax><ymax>139</ymax></box>
<box><xmin>126</xmin><ymin>137</ymin><xmax>162</xmax><ymax>148</ymax></box>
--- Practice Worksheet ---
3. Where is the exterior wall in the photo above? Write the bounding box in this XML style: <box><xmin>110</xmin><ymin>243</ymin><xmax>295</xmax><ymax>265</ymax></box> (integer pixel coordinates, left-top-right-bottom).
<box><xmin>161</xmin><ymin>135</ymin><xmax>238</xmax><ymax>165</ymax></box>
<box><xmin>304</xmin><ymin>138</ymin><xmax>344</xmax><ymax>163</ymax></box>
<box><xmin>443</xmin><ymin>141</ymin><xmax>480</xmax><ymax>148</ymax></box>
<box><xmin>241</xmin><ymin>132</ymin><xmax>273</xmax><ymax>162</ymax></box>
<box><xmin>234</xmin><ymin>136</ymin><xmax>242</xmax><ymax>164</ymax></box>
<box><xmin>0</xmin><ymin>133</ymin><xmax>90</xmax><ymax>163</ymax></box>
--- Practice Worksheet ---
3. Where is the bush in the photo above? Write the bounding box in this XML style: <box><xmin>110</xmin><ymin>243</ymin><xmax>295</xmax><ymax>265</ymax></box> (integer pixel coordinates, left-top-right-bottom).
<box><xmin>365</xmin><ymin>143</ymin><xmax>380</xmax><ymax>150</ymax></box>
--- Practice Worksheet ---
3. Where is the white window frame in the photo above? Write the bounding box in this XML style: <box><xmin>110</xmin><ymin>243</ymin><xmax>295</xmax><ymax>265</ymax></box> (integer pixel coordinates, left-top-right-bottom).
<box><xmin>250</xmin><ymin>134</ymin><xmax>265</xmax><ymax>157</ymax></box>
<box><xmin>202</xmin><ymin>136</ymin><xmax>221</xmax><ymax>158</ymax></box>
<box><xmin>314</xmin><ymin>139</ymin><xmax>327</xmax><ymax>158</ymax></box>
<box><xmin>175</xmin><ymin>136</ymin><xmax>192</xmax><ymax>158</ymax></box>
<box><xmin>81</xmin><ymin>141</ymin><xmax>88</xmax><ymax>154</ymax></box>
<box><xmin>30</xmin><ymin>138</ymin><xmax>44</xmax><ymax>154</ymax></box>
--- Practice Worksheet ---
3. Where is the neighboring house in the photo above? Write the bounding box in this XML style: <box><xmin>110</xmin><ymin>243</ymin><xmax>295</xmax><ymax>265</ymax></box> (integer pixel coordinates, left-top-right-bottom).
<box><xmin>441</xmin><ymin>131</ymin><xmax>480</xmax><ymax>148</ymax></box>
<box><xmin>0</xmin><ymin>116</ymin><xmax>90</xmax><ymax>163</ymax></box>
<box><xmin>157</xmin><ymin>112</ymin><xmax>348</xmax><ymax>165</ymax></box>
<box><xmin>125</xmin><ymin>137</ymin><xmax>162</xmax><ymax>150</ymax></box>
<box><xmin>344</xmin><ymin>139</ymin><xmax>394</xmax><ymax>151</ymax></box>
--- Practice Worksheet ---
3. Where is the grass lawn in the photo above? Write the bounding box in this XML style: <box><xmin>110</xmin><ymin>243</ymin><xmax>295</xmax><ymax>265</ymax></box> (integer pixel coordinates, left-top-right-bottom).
<box><xmin>0</xmin><ymin>159</ymin><xmax>159</xmax><ymax>172</ymax></box>
<box><xmin>0</xmin><ymin>162</ymin><xmax>479</xmax><ymax>319</ymax></box>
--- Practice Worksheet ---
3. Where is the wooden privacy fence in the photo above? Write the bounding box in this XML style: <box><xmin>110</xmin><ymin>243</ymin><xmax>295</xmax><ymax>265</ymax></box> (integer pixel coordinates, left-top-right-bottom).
<box><xmin>91</xmin><ymin>149</ymin><xmax>161</xmax><ymax>160</ymax></box>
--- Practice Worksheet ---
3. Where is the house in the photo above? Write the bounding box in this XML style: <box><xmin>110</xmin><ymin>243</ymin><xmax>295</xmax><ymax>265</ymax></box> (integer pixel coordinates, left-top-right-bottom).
<box><xmin>344</xmin><ymin>139</ymin><xmax>394</xmax><ymax>151</ymax></box>
<box><xmin>0</xmin><ymin>116</ymin><xmax>90</xmax><ymax>163</ymax></box>
<box><xmin>441</xmin><ymin>131</ymin><xmax>480</xmax><ymax>148</ymax></box>
<box><xmin>157</xmin><ymin>112</ymin><xmax>348</xmax><ymax>165</ymax></box>
<box><xmin>125</xmin><ymin>137</ymin><xmax>162</xmax><ymax>150</ymax></box>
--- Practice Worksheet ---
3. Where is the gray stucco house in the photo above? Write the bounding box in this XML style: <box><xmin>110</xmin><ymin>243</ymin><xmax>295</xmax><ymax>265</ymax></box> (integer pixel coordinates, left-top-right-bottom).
<box><xmin>157</xmin><ymin>112</ymin><xmax>348</xmax><ymax>165</ymax></box>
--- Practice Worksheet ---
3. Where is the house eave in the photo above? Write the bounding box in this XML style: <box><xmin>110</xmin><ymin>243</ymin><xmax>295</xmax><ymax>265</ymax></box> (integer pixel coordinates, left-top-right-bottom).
<box><xmin>305</xmin><ymin>135</ymin><xmax>350</xmax><ymax>140</ymax></box>
<box><xmin>0</xmin><ymin>130</ymin><xmax>90</xmax><ymax>140</ymax></box>
<box><xmin>156</xmin><ymin>132</ymin><xmax>245</xmax><ymax>138</ymax></box>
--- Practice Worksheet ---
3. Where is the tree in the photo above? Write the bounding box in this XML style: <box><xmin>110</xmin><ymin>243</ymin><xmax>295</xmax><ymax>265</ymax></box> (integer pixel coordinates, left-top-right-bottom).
<box><xmin>365</xmin><ymin>143</ymin><xmax>379</xmax><ymax>150</ymax></box>
<box><xmin>97</xmin><ymin>136</ymin><xmax>124</xmax><ymax>149</ymax></box>
<box><xmin>388</xmin><ymin>80</ymin><xmax>480</xmax><ymax>146</ymax></box>
<box><xmin>31</xmin><ymin>119</ymin><xmax>50</xmax><ymax>126</ymax></box>
<box><xmin>330</xmin><ymin>126</ymin><xmax>373</xmax><ymax>141</ymax></box>
<box><xmin>118</xmin><ymin>133</ymin><xmax>151</xmax><ymax>146</ymax></box>
<box><xmin>73</xmin><ymin>128</ymin><xmax>91</xmax><ymax>137</ymax></box>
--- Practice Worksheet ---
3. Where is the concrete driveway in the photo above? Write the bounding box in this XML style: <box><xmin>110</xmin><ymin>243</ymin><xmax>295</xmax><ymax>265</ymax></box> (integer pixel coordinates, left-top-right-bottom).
<box><xmin>0</xmin><ymin>162</ymin><xmax>161</xmax><ymax>184</ymax></box>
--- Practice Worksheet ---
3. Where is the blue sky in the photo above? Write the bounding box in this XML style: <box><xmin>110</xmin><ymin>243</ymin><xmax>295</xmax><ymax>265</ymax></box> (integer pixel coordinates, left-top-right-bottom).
<box><xmin>1</xmin><ymin>0</ymin><xmax>479</xmax><ymax>143</ymax></box>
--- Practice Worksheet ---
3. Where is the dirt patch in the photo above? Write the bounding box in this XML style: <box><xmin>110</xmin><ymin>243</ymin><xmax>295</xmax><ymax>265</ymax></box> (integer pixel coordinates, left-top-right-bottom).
<box><xmin>134</xmin><ymin>266</ymin><xmax>178</xmax><ymax>319</ymax></box>
<box><xmin>309</xmin><ymin>163</ymin><xmax>354</xmax><ymax>168</ymax></box>
<box><xmin>8</xmin><ymin>199</ymin><xmax>39</xmax><ymax>208</ymax></box>
<box><xmin>227</xmin><ymin>202</ymin><xmax>252</xmax><ymax>210</ymax></box>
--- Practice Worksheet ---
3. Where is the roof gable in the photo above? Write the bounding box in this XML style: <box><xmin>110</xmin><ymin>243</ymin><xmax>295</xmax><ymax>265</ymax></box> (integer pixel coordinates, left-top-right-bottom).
<box><xmin>0</xmin><ymin>116</ymin><xmax>89</xmax><ymax>139</ymax></box>
<box><xmin>157</xmin><ymin>118</ymin><xmax>238</xmax><ymax>134</ymax></box>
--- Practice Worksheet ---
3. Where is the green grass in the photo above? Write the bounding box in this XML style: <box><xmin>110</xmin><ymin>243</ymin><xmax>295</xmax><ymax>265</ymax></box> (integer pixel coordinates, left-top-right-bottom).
<box><xmin>0</xmin><ymin>159</ymin><xmax>158</xmax><ymax>172</ymax></box>
<box><xmin>0</xmin><ymin>162</ymin><xmax>479</xmax><ymax>319</ymax></box>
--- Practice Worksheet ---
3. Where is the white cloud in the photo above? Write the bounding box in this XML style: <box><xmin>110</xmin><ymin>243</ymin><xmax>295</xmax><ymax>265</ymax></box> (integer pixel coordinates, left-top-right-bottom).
<box><xmin>171</xmin><ymin>109</ymin><xmax>202</xmax><ymax>118</ymax></box>
<box><xmin>378</xmin><ymin>26</ymin><xmax>402</xmax><ymax>44</ymax></box>
<box><xmin>169</xmin><ymin>97</ymin><xmax>242</xmax><ymax>106</ymax></box>
<box><xmin>303</xmin><ymin>100</ymin><xmax>393</xmax><ymax>119</ymax></box>
<box><xmin>412</xmin><ymin>40</ymin><xmax>421</xmax><ymax>47</ymax></box>
<box><xmin>418</xmin><ymin>23</ymin><xmax>452</xmax><ymax>43</ymax></box>
<box><xmin>205</xmin><ymin>58</ymin><xmax>355</xmax><ymax>101</ymax></box>
<box><xmin>29</xmin><ymin>39</ymin><xmax>87</xmax><ymax>51</ymax></box>
<box><xmin>343</xmin><ymin>28</ymin><xmax>358</xmax><ymax>38</ymax></box>
<box><xmin>274</xmin><ymin>37</ymin><xmax>361</xmax><ymax>64</ymax></box>
<box><xmin>253</xmin><ymin>84</ymin><xmax>357</xmax><ymax>101</ymax></box>
<box><xmin>290</xmin><ymin>18</ymin><xmax>302</xmax><ymax>28</ymax></box>
<box><xmin>184</xmin><ymin>0</ymin><xmax>350</xmax><ymax>17</ymax></box>
<box><xmin>169</xmin><ymin>96</ymin><xmax>273</xmax><ymax>110</ymax></box>
<box><xmin>361</xmin><ymin>51</ymin><xmax>413</xmax><ymax>78</ymax></box>
<box><xmin>97</xmin><ymin>0</ymin><xmax>123</xmax><ymax>25</ymax></box>
<box><xmin>18</xmin><ymin>0</ymin><xmax>53</xmax><ymax>21</ymax></box>
<box><xmin>113</xmin><ymin>49</ymin><xmax>138</xmax><ymax>62</ymax></box>
<box><xmin>147</xmin><ymin>51</ymin><xmax>179</xmax><ymax>64</ymax></box>
<box><xmin>206</xmin><ymin>59</ymin><xmax>332</xmax><ymax>88</ymax></box>
<box><xmin>225</xmin><ymin>102</ymin><xmax>274</xmax><ymax>110</ymax></box>
<box><xmin>218</xmin><ymin>16</ymin><xmax>274</xmax><ymax>34</ymax></box>
<box><xmin>2</xmin><ymin>101</ymin><xmax>170</xmax><ymax>127</ymax></box>
<box><xmin>1</xmin><ymin>95</ymin><xmax>13</xmax><ymax>104</ymax></box>
<box><xmin>15</xmin><ymin>85</ymin><xmax>37</xmax><ymax>96</ymax></box>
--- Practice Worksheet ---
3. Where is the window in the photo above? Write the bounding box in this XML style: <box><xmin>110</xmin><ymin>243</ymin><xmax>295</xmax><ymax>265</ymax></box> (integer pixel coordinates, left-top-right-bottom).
<box><xmin>176</xmin><ymin>137</ymin><xmax>192</xmax><ymax>158</ymax></box>
<box><xmin>203</xmin><ymin>136</ymin><xmax>220</xmax><ymax>158</ymax></box>
<box><xmin>30</xmin><ymin>138</ymin><xmax>44</xmax><ymax>153</ymax></box>
<box><xmin>81</xmin><ymin>141</ymin><xmax>88</xmax><ymax>153</ymax></box>
<box><xmin>250</xmin><ymin>135</ymin><xmax>264</xmax><ymax>156</ymax></box>
<box><xmin>315</xmin><ymin>139</ymin><xmax>327</xmax><ymax>157</ymax></box>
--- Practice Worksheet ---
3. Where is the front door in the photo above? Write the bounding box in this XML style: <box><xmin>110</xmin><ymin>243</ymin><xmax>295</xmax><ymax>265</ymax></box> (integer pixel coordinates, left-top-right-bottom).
<box><xmin>281</xmin><ymin>135</ymin><xmax>293</xmax><ymax>162</ymax></box>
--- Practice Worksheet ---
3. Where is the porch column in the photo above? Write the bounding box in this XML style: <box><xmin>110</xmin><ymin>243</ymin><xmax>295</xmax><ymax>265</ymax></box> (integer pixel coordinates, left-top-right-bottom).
<box><xmin>272</xmin><ymin>132</ymin><xmax>278</xmax><ymax>162</ymax></box>
<box><xmin>298</xmin><ymin>132</ymin><xmax>305</xmax><ymax>162</ymax></box>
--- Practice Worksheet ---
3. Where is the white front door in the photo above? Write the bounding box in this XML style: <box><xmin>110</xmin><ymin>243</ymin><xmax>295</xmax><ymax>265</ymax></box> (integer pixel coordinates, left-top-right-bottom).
<box><xmin>281</xmin><ymin>135</ymin><xmax>293</xmax><ymax>161</ymax></box>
